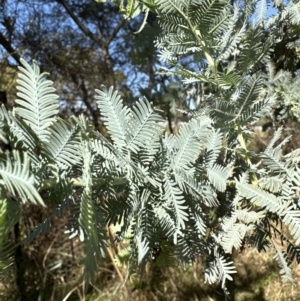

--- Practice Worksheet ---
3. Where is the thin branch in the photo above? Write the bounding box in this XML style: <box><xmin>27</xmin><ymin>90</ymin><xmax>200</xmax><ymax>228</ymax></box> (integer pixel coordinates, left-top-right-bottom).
<box><xmin>101</xmin><ymin>47</ymin><xmax>115</xmax><ymax>87</ymax></box>
<box><xmin>0</xmin><ymin>31</ymin><xmax>21</xmax><ymax>65</ymax></box>
<box><xmin>70</xmin><ymin>73</ymin><xmax>99</xmax><ymax>128</ymax></box>
<box><xmin>80</xmin><ymin>76</ymin><xmax>100</xmax><ymax>129</ymax></box>
<box><xmin>105</xmin><ymin>18</ymin><xmax>126</xmax><ymax>47</ymax></box>
<box><xmin>167</xmin><ymin>109</ymin><xmax>174</xmax><ymax>134</ymax></box>
<box><xmin>57</xmin><ymin>0</ymin><xmax>121</xmax><ymax>87</ymax></box>
<box><xmin>165</xmin><ymin>0</ymin><xmax>214</xmax><ymax>67</ymax></box>
<box><xmin>56</xmin><ymin>0</ymin><xmax>103</xmax><ymax>47</ymax></box>
<box><xmin>236</xmin><ymin>125</ymin><xmax>258</xmax><ymax>186</ymax></box>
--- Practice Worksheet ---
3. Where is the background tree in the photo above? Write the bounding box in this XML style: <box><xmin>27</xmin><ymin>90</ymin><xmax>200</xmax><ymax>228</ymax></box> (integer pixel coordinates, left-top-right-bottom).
<box><xmin>0</xmin><ymin>0</ymin><xmax>167</xmax><ymax>126</ymax></box>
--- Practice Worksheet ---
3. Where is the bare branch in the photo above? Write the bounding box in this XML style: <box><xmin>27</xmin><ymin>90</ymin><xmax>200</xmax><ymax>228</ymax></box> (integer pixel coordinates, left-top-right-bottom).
<box><xmin>70</xmin><ymin>73</ymin><xmax>100</xmax><ymax>129</ymax></box>
<box><xmin>56</xmin><ymin>0</ymin><xmax>103</xmax><ymax>47</ymax></box>
<box><xmin>0</xmin><ymin>31</ymin><xmax>21</xmax><ymax>65</ymax></box>
<box><xmin>105</xmin><ymin>18</ymin><xmax>126</xmax><ymax>47</ymax></box>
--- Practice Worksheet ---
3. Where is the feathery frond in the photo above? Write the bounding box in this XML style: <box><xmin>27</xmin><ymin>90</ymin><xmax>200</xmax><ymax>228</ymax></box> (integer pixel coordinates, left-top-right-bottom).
<box><xmin>43</xmin><ymin>118</ymin><xmax>81</xmax><ymax>169</ymax></box>
<box><xmin>15</xmin><ymin>59</ymin><xmax>59</xmax><ymax>142</ymax></box>
<box><xmin>95</xmin><ymin>86</ymin><xmax>129</xmax><ymax>150</ymax></box>
<box><xmin>0</xmin><ymin>151</ymin><xmax>43</xmax><ymax>205</ymax></box>
<box><xmin>273</xmin><ymin>245</ymin><xmax>294</xmax><ymax>283</ymax></box>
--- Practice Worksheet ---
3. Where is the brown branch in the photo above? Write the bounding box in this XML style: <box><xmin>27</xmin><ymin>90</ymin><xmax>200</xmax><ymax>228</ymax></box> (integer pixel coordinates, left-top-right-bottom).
<box><xmin>167</xmin><ymin>109</ymin><xmax>173</xmax><ymax>134</ymax></box>
<box><xmin>56</xmin><ymin>0</ymin><xmax>103</xmax><ymax>47</ymax></box>
<box><xmin>0</xmin><ymin>31</ymin><xmax>21</xmax><ymax>65</ymax></box>
<box><xmin>57</xmin><ymin>0</ymin><xmax>117</xmax><ymax>87</ymax></box>
<box><xmin>101</xmin><ymin>47</ymin><xmax>115</xmax><ymax>87</ymax></box>
<box><xmin>70</xmin><ymin>73</ymin><xmax>99</xmax><ymax>128</ymax></box>
<box><xmin>80</xmin><ymin>76</ymin><xmax>100</xmax><ymax>129</ymax></box>
<box><xmin>105</xmin><ymin>18</ymin><xmax>126</xmax><ymax>47</ymax></box>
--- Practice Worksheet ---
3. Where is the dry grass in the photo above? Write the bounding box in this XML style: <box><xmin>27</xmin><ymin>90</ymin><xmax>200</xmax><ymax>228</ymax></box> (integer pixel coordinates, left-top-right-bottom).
<box><xmin>77</xmin><ymin>246</ymin><xmax>300</xmax><ymax>301</ymax></box>
<box><xmin>3</xmin><ymin>243</ymin><xmax>300</xmax><ymax>301</ymax></box>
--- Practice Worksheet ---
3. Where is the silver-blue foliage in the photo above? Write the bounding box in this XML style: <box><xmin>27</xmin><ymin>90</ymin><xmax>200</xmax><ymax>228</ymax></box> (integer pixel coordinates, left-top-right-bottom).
<box><xmin>1</xmin><ymin>0</ymin><xmax>300</xmax><ymax>295</ymax></box>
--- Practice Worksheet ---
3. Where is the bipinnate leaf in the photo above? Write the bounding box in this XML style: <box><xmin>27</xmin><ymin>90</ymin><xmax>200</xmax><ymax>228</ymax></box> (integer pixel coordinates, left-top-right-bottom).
<box><xmin>0</xmin><ymin>151</ymin><xmax>43</xmax><ymax>205</ymax></box>
<box><xmin>15</xmin><ymin>58</ymin><xmax>59</xmax><ymax>142</ymax></box>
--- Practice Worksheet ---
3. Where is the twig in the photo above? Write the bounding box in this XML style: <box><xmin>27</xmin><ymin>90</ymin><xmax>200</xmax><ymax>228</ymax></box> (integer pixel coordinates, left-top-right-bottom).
<box><xmin>62</xmin><ymin>283</ymin><xmax>83</xmax><ymax>301</ymax></box>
